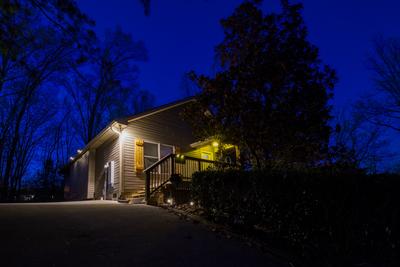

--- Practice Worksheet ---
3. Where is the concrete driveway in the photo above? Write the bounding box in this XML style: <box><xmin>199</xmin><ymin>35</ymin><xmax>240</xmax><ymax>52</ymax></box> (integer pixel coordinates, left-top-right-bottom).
<box><xmin>0</xmin><ymin>201</ymin><xmax>286</xmax><ymax>267</ymax></box>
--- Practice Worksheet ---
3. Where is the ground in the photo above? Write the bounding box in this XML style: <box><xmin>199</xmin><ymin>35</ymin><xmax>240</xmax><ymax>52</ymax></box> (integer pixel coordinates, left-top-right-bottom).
<box><xmin>0</xmin><ymin>201</ymin><xmax>286</xmax><ymax>267</ymax></box>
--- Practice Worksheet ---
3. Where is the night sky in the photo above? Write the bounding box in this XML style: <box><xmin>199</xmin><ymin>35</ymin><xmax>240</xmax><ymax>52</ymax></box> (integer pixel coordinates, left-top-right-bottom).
<box><xmin>77</xmin><ymin>0</ymin><xmax>400</xmax><ymax>110</ymax></box>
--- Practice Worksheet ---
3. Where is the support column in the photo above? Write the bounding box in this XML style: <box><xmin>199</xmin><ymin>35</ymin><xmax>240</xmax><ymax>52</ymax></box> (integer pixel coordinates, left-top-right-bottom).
<box><xmin>87</xmin><ymin>149</ymin><xmax>96</xmax><ymax>199</ymax></box>
<box><xmin>119</xmin><ymin>131</ymin><xmax>124</xmax><ymax>198</ymax></box>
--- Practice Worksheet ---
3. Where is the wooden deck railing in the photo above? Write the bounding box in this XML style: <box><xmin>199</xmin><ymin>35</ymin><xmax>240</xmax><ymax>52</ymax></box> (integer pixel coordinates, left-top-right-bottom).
<box><xmin>144</xmin><ymin>153</ymin><xmax>218</xmax><ymax>202</ymax></box>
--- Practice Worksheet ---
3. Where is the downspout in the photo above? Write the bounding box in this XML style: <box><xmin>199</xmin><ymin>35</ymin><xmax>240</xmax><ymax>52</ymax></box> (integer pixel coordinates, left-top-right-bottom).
<box><xmin>119</xmin><ymin>129</ymin><xmax>124</xmax><ymax>199</ymax></box>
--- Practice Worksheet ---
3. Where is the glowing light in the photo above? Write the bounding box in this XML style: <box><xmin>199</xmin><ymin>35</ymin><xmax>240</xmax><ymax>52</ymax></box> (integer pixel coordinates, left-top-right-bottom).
<box><xmin>212</xmin><ymin>141</ymin><xmax>219</xmax><ymax>147</ymax></box>
<box><xmin>104</xmin><ymin>163</ymin><xmax>109</xmax><ymax>168</ymax></box>
<box><xmin>77</xmin><ymin>149</ymin><xmax>82</xmax><ymax>153</ymax></box>
<box><xmin>69</xmin><ymin>157</ymin><xmax>74</xmax><ymax>161</ymax></box>
<box><xmin>167</xmin><ymin>198</ymin><xmax>173</xmax><ymax>205</ymax></box>
<box><xmin>190</xmin><ymin>201</ymin><xmax>194</xmax><ymax>206</ymax></box>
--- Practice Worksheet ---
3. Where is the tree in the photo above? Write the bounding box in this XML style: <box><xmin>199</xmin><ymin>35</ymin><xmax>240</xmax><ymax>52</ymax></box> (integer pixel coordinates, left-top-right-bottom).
<box><xmin>330</xmin><ymin>109</ymin><xmax>390</xmax><ymax>173</ymax></box>
<box><xmin>0</xmin><ymin>0</ymin><xmax>94</xmax><ymax>200</ymax></box>
<box><xmin>184</xmin><ymin>0</ymin><xmax>336</xmax><ymax>169</ymax></box>
<box><xmin>357</xmin><ymin>36</ymin><xmax>400</xmax><ymax>132</ymax></box>
<box><xmin>64</xmin><ymin>27</ymin><xmax>148</xmax><ymax>145</ymax></box>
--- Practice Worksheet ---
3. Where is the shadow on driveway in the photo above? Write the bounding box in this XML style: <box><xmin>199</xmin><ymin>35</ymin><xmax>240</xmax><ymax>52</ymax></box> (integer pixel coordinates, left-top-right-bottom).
<box><xmin>0</xmin><ymin>201</ymin><xmax>287</xmax><ymax>267</ymax></box>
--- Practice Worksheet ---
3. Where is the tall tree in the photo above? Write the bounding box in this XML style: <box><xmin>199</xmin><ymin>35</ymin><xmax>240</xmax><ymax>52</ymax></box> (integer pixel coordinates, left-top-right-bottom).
<box><xmin>184</xmin><ymin>0</ymin><xmax>336</xmax><ymax>169</ymax></box>
<box><xmin>65</xmin><ymin>27</ymin><xmax>148</xmax><ymax>145</ymax></box>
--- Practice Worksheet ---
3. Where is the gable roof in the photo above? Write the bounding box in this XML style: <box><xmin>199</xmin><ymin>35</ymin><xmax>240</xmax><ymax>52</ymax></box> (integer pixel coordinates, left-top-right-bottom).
<box><xmin>69</xmin><ymin>97</ymin><xmax>196</xmax><ymax>164</ymax></box>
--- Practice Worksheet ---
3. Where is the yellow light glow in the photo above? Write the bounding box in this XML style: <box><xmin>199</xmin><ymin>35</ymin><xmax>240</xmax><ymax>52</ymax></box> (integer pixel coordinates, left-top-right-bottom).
<box><xmin>212</xmin><ymin>141</ymin><xmax>219</xmax><ymax>147</ymax></box>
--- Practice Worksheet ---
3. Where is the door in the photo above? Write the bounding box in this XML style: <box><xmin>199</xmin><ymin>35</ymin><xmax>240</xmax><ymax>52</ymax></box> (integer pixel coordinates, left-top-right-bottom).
<box><xmin>103</xmin><ymin>161</ymin><xmax>115</xmax><ymax>200</ymax></box>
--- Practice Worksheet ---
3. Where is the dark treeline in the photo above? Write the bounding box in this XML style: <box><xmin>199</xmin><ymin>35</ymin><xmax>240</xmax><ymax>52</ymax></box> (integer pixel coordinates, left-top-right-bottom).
<box><xmin>0</xmin><ymin>0</ymin><xmax>154</xmax><ymax>201</ymax></box>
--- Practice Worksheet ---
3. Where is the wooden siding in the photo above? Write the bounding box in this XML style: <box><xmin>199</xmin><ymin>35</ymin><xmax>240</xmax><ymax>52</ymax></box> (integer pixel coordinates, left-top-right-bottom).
<box><xmin>94</xmin><ymin>135</ymin><xmax>120</xmax><ymax>198</ymax></box>
<box><xmin>65</xmin><ymin>152</ymin><xmax>89</xmax><ymax>200</ymax></box>
<box><xmin>122</xmin><ymin>105</ymin><xmax>196</xmax><ymax>194</ymax></box>
<box><xmin>185</xmin><ymin>144</ymin><xmax>216</xmax><ymax>160</ymax></box>
<box><xmin>87</xmin><ymin>150</ymin><xmax>96</xmax><ymax>199</ymax></box>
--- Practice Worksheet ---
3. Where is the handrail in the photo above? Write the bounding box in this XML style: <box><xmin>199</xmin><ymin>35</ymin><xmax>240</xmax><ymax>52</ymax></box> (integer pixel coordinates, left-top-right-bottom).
<box><xmin>143</xmin><ymin>153</ymin><xmax>174</xmax><ymax>173</ymax></box>
<box><xmin>144</xmin><ymin>153</ymin><xmax>220</xmax><ymax>202</ymax></box>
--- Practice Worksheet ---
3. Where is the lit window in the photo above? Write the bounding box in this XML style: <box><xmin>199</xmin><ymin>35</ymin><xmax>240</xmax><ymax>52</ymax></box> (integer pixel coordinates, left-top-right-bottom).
<box><xmin>201</xmin><ymin>152</ymin><xmax>212</xmax><ymax>160</ymax></box>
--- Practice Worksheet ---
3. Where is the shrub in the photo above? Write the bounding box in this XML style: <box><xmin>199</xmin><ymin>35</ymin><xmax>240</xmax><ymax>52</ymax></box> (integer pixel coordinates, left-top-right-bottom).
<box><xmin>191</xmin><ymin>169</ymin><xmax>400</xmax><ymax>266</ymax></box>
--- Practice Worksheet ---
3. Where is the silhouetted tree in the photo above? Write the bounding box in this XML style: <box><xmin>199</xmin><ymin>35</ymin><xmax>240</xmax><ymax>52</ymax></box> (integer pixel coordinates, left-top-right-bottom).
<box><xmin>33</xmin><ymin>158</ymin><xmax>63</xmax><ymax>201</ymax></box>
<box><xmin>0</xmin><ymin>0</ymin><xmax>94</xmax><ymax>200</ymax></box>
<box><xmin>357</xmin><ymin>36</ymin><xmax>400</xmax><ymax>132</ymax></box>
<box><xmin>64</xmin><ymin>27</ymin><xmax>148</xmax><ymax>145</ymax></box>
<box><xmin>184</xmin><ymin>0</ymin><xmax>336</xmax><ymax>169</ymax></box>
<box><xmin>330</xmin><ymin>109</ymin><xmax>390</xmax><ymax>173</ymax></box>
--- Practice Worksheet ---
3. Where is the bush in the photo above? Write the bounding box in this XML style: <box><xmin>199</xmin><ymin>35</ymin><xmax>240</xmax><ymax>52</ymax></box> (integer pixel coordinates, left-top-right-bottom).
<box><xmin>191</xmin><ymin>169</ymin><xmax>400</xmax><ymax>266</ymax></box>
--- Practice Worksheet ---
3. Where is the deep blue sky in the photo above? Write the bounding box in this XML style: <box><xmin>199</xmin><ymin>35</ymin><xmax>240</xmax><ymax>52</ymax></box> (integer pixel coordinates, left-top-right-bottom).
<box><xmin>77</xmin><ymin>0</ymin><xmax>400</xmax><ymax>110</ymax></box>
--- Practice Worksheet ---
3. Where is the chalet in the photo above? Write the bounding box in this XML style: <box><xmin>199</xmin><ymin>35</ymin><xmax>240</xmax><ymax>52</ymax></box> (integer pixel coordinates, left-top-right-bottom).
<box><xmin>65</xmin><ymin>98</ymin><xmax>236</xmax><ymax>204</ymax></box>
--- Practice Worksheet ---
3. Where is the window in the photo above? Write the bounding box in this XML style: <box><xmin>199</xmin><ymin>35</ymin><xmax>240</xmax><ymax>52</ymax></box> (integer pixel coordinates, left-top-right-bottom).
<box><xmin>201</xmin><ymin>151</ymin><xmax>212</xmax><ymax>160</ymax></box>
<box><xmin>143</xmin><ymin>142</ymin><xmax>174</xmax><ymax>169</ymax></box>
<box><xmin>144</xmin><ymin>142</ymin><xmax>158</xmax><ymax>169</ymax></box>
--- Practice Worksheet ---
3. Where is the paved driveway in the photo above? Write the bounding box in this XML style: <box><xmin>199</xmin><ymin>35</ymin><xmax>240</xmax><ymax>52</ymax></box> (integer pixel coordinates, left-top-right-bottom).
<box><xmin>0</xmin><ymin>201</ymin><xmax>286</xmax><ymax>267</ymax></box>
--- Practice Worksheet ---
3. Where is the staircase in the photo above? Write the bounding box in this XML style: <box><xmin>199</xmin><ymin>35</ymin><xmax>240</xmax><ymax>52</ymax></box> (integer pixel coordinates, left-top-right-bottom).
<box><xmin>144</xmin><ymin>153</ymin><xmax>218</xmax><ymax>204</ymax></box>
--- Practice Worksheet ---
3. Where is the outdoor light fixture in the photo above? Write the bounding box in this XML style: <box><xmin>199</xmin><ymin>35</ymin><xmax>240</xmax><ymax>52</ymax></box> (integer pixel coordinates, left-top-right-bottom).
<box><xmin>190</xmin><ymin>201</ymin><xmax>194</xmax><ymax>206</ymax></box>
<box><xmin>212</xmin><ymin>141</ymin><xmax>219</xmax><ymax>147</ymax></box>
<box><xmin>167</xmin><ymin>198</ymin><xmax>173</xmax><ymax>205</ymax></box>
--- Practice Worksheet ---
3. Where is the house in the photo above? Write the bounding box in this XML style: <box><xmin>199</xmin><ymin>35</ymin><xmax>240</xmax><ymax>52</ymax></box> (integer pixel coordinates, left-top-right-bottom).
<box><xmin>65</xmin><ymin>98</ymin><xmax>235</xmax><ymax>203</ymax></box>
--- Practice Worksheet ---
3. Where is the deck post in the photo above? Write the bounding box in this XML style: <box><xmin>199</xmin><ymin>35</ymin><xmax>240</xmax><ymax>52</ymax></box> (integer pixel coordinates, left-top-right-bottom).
<box><xmin>171</xmin><ymin>154</ymin><xmax>175</xmax><ymax>175</ymax></box>
<box><xmin>145</xmin><ymin>171</ymin><xmax>150</xmax><ymax>203</ymax></box>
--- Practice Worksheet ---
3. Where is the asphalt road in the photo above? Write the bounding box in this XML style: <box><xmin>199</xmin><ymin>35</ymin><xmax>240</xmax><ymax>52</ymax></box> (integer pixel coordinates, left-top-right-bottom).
<box><xmin>0</xmin><ymin>201</ymin><xmax>285</xmax><ymax>267</ymax></box>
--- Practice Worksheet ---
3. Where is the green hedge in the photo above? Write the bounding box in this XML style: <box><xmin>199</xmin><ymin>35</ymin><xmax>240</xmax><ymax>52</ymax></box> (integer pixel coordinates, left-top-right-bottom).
<box><xmin>191</xmin><ymin>170</ymin><xmax>400</xmax><ymax>266</ymax></box>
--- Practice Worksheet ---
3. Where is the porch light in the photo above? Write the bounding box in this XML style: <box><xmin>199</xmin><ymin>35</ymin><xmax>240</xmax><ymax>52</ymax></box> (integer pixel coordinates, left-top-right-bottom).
<box><xmin>167</xmin><ymin>198</ymin><xmax>173</xmax><ymax>205</ymax></box>
<box><xmin>190</xmin><ymin>201</ymin><xmax>194</xmax><ymax>206</ymax></box>
<box><xmin>212</xmin><ymin>141</ymin><xmax>219</xmax><ymax>147</ymax></box>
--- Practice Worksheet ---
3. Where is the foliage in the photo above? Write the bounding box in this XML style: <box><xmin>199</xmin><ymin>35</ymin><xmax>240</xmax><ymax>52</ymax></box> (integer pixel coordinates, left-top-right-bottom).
<box><xmin>184</xmin><ymin>0</ymin><xmax>336</xmax><ymax>169</ymax></box>
<box><xmin>192</xmin><ymin>170</ymin><xmax>400</xmax><ymax>266</ymax></box>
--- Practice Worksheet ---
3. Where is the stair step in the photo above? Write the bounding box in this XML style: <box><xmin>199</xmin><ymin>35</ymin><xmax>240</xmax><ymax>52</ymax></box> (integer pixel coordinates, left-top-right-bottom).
<box><xmin>129</xmin><ymin>197</ymin><xmax>145</xmax><ymax>204</ymax></box>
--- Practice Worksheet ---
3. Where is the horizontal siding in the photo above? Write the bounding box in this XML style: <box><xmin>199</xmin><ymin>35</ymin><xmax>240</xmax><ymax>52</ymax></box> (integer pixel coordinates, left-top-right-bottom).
<box><xmin>95</xmin><ymin>136</ymin><xmax>120</xmax><ymax>198</ymax></box>
<box><xmin>123</xmin><ymin>104</ymin><xmax>197</xmax><ymax>193</ymax></box>
<box><xmin>185</xmin><ymin>145</ymin><xmax>215</xmax><ymax>160</ymax></box>
<box><xmin>87</xmin><ymin>150</ymin><xmax>96</xmax><ymax>199</ymax></box>
<box><xmin>65</xmin><ymin>152</ymin><xmax>89</xmax><ymax>200</ymax></box>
